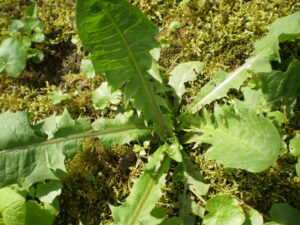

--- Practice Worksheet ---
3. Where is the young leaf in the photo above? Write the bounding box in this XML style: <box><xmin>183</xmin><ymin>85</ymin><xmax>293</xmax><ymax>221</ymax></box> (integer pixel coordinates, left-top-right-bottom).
<box><xmin>168</xmin><ymin>61</ymin><xmax>203</xmax><ymax>99</ymax></box>
<box><xmin>269</xmin><ymin>203</ymin><xmax>300</xmax><ymax>225</ymax></box>
<box><xmin>188</xmin><ymin>12</ymin><xmax>300</xmax><ymax>113</ymax></box>
<box><xmin>80</xmin><ymin>57</ymin><xmax>96</xmax><ymax>79</ymax></box>
<box><xmin>0</xmin><ymin>110</ymin><xmax>151</xmax><ymax>188</ymax></box>
<box><xmin>203</xmin><ymin>195</ymin><xmax>245</xmax><ymax>225</ymax></box>
<box><xmin>93</xmin><ymin>82</ymin><xmax>122</xmax><ymax>110</ymax></box>
<box><xmin>0</xmin><ymin>38</ymin><xmax>27</xmax><ymax>77</ymax></box>
<box><xmin>187</xmin><ymin>101</ymin><xmax>281</xmax><ymax>172</ymax></box>
<box><xmin>110</xmin><ymin>145</ymin><xmax>170</xmax><ymax>225</ymax></box>
<box><xmin>50</xmin><ymin>90</ymin><xmax>72</xmax><ymax>105</ymax></box>
<box><xmin>76</xmin><ymin>0</ymin><xmax>173</xmax><ymax>137</ymax></box>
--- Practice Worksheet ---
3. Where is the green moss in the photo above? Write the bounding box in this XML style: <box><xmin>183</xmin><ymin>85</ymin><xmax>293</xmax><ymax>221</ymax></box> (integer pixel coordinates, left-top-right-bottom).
<box><xmin>54</xmin><ymin>139</ymin><xmax>142</xmax><ymax>225</ymax></box>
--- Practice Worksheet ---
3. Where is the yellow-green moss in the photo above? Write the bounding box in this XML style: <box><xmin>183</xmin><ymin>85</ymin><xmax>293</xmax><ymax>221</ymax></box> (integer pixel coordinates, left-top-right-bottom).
<box><xmin>54</xmin><ymin>139</ymin><xmax>143</xmax><ymax>225</ymax></box>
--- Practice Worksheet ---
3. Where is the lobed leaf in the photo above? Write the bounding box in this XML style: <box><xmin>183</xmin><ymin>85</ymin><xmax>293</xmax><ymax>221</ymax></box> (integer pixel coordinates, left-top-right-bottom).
<box><xmin>187</xmin><ymin>101</ymin><xmax>281</xmax><ymax>172</ymax></box>
<box><xmin>168</xmin><ymin>61</ymin><xmax>203</xmax><ymax>99</ymax></box>
<box><xmin>110</xmin><ymin>145</ymin><xmax>170</xmax><ymax>225</ymax></box>
<box><xmin>0</xmin><ymin>110</ymin><xmax>151</xmax><ymax>188</ymax></box>
<box><xmin>188</xmin><ymin>12</ymin><xmax>300</xmax><ymax>113</ymax></box>
<box><xmin>76</xmin><ymin>0</ymin><xmax>173</xmax><ymax>137</ymax></box>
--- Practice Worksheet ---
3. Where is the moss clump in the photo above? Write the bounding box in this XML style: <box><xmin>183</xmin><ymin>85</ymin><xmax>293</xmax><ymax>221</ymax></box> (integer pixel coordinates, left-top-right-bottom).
<box><xmin>190</xmin><ymin>151</ymin><xmax>300</xmax><ymax>214</ymax></box>
<box><xmin>54</xmin><ymin>139</ymin><xmax>142</xmax><ymax>225</ymax></box>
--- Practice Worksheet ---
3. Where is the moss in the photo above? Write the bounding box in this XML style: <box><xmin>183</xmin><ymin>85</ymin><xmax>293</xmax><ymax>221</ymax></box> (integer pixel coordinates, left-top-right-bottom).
<box><xmin>54</xmin><ymin>139</ymin><xmax>142</xmax><ymax>225</ymax></box>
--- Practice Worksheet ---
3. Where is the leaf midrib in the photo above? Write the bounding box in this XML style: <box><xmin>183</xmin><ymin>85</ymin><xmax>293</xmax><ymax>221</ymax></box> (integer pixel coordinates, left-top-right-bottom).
<box><xmin>200</xmin><ymin>126</ymin><xmax>265</xmax><ymax>155</ymax></box>
<box><xmin>128</xmin><ymin>155</ymin><xmax>168</xmax><ymax>225</ymax></box>
<box><xmin>0</xmin><ymin>124</ymin><xmax>148</xmax><ymax>153</ymax></box>
<box><xmin>106</xmin><ymin>13</ymin><xmax>171</xmax><ymax>137</ymax></box>
<box><xmin>189</xmin><ymin>53</ymin><xmax>262</xmax><ymax>113</ymax></box>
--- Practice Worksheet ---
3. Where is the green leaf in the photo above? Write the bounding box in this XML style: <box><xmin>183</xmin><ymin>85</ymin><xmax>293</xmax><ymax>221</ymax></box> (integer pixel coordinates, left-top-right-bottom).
<box><xmin>36</xmin><ymin>180</ymin><xmax>62</xmax><ymax>204</ymax></box>
<box><xmin>289</xmin><ymin>134</ymin><xmax>300</xmax><ymax>176</ymax></box>
<box><xmin>203</xmin><ymin>195</ymin><xmax>245</xmax><ymax>225</ymax></box>
<box><xmin>290</xmin><ymin>135</ymin><xmax>300</xmax><ymax>157</ymax></box>
<box><xmin>168</xmin><ymin>61</ymin><xmax>203</xmax><ymax>99</ymax></box>
<box><xmin>0</xmin><ymin>110</ymin><xmax>151</xmax><ymax>188</ymax></box>
<box><xmin>0</xmin><ymin>38</ymin><xmax>27</xmax><ymax>77</ymax></box>
<box><xmin>31</xmin><ymin>32</ymin><xmax>45</xmax><ymax>43</ymax></box>
<box><xmin>269</xmin><ymin>203</ymin><xmax>300</xmax><ymax>225</ymax></box>
<box><xmin>26</xmin><ymin>3</ymin><xmax>38</xmax><ymax>18</ymax></box>
<box><xmin>23</xmin><ymin>18</ymin><xmax>44</xmax><ymax>33</ymax></box>
<box><xmin>259</xmin><ymin>60</ymin><xmax>300</xmax><ymax>107</ymax></box>
<box><xmin>80</xmin><ymin>57</ymin><xmax>96</xmax><ymax>79</ymax></box>
<box><xmin>161</xmin><ymin>217</ymin><xmax>183</xmax><ymax>225</ymax></box>
<box><xmin>76</xmin><ymin>0</ymin><xmax>173</xmax><ymax>137</ymax></box>
<box><xmin>25</xmin><ymin>200</ymin><xmax>55</xmax><ymax>225</ymax></box>
<box><xmin>181</xmin><ymin>152</ymin><xmax>209</xmax><ymax>197</ymax></box>
<box><xmin>111</xmin><ymin>145</ymin><xmax>170</xmax><ymax>225</ymax></box>
<box><xmin>178</xmin><ymin>193</ymin><xmax>195</xmax><ymax>225</ymax></box>
<box><xmin>188</xmin><ymin>69</ymin><xmax>251</xmax><ymax>113</ymax></box>
<box><xmin>50</xmin><ymin>90</ymin><xmax>72</xmax><ymax>104</ymax></box>
<box><xmin>8</xmin><ymin>19</ymin><xmax>24</xmax><ymax>33</ymax></box>
<box><xmin>251</xmin><ymin>12</ymin><xmax>300</xmax><ymax>73</ymax></box>
<box><xmin>188</xmin><ymin>12</ymin><xmax>300</xmax><ymax>113</ymax></box>
<box><xmin>244</xmin><ymin>209</ymin><xmax>263</xmax><ymax>225</ymax></box>
<box><xmin>92</xmin><ymin>112</ymin><xmax>151</xmax><ymax>147</ymax></box>
<box><xmin>188</xmin><ymin>101</ymin><xmax>281</xmax><ymax>172</ymax></box>
<box><xmin>165</xmin><ymin>137</ymin><xmax>183</xmax><ymax>162</ymax></box>
<box><xmin>93</xmin><ymin>82</ymin><xmax>122</xmax><ymax>110</ymax></box>
<box><xmin>0</xmin><ymin>187</ymin><xmax>26</xmax><ymax>225</ymax></box>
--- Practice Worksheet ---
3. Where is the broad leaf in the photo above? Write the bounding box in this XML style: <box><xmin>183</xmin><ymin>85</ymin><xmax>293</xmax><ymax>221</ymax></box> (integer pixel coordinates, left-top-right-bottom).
<box><xmin>111</xmin><ymin>145</ymin><xmax>170</xmax><ymax>225</ymax></box>
<box><xmin>168</xmin><ymin>61</ymin><xmax>203</xmax><ymax>99</ymax></box>
<box><xmin>0</xmin><ymin>110</ymin><xmax>151</xmax><ymax>188</ymax></box>
<box><xmin>0</xmin><ymin>38</ymin><xmax>27</xmax><ymax>77</ymax></box>
<box><xmin>269</xmin><ymin>203</ymin><xmax>300</xmax><ymax>225</ymax></box>
<box><xmin>0</xmin><ymin>187</ymin><xmax>26</xmax><ymax>225</ymax></box>
<box><xmin>0</xmin><ymin>187</ymin><xmax>57</xmax><ymax>225</ymax></box>
<box><xmin>76</xmin><ymin>0</ymin><xmax>173</xmax><ymax>137</ymax></box>
<box><xmin>203</xmin><ymin>195</ymin><xmax>245</xmax><ymax>225</ymax></box>
<box><xmin>188</xmin><ymin>12</ymin><xmax>300</xmax><ymax>113</ymax></box>
<box><xmin>187</xmin><ymin>101</ymin><xmax>281</xmax><ymax>172</ymax></box>
<box><xmin>25</xmin><ymin>200</ymin><xmax>56</xmax><ymax>225</ymax></box>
